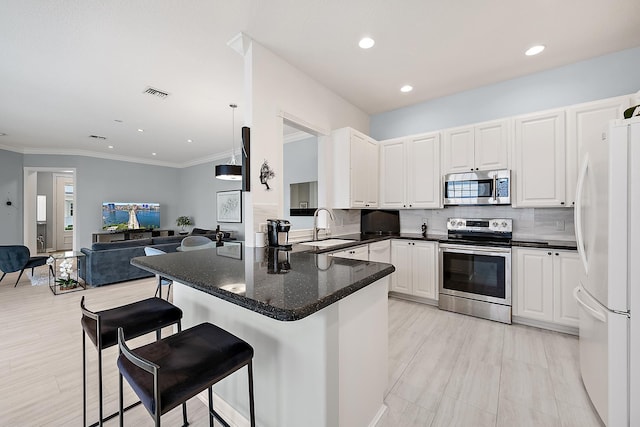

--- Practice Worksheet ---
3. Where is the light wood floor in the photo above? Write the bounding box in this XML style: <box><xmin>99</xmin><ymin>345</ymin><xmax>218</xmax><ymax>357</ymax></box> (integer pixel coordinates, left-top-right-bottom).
<box><xmin>378</xmin><ymin>298</ymin><xmax>604</xmax><ymax>427</ymax></box>
<box><xmin>0</xmin><ymin>270</ymin><xmax>603</xmax><ymax>426</ymax></box>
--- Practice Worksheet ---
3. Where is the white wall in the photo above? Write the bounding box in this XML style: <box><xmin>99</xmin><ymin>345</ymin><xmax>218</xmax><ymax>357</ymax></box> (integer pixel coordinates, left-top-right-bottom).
<box><xmin>370</xmin><ymin>46</ymin><xmax>640</xmax><ymax>140</ymax></box>
<box><xmin>241</xmin><ymin>38</ymin><xmax>370</xmax><ymax>245</ymax></box>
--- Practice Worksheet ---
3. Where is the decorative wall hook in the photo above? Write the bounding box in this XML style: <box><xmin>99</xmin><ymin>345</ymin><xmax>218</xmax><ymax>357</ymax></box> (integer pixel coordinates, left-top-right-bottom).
<box><xmin>260</xmin><ymin>160</ymin><xmax>275</xmax><ymax>190</ymax></box>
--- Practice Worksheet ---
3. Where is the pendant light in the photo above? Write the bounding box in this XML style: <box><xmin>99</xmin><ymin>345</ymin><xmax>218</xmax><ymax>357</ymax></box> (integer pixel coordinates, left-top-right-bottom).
<box><xmin>215</xmin><ymin>103</ymin><xmax>242</xmax><ymax>180</ymax></box>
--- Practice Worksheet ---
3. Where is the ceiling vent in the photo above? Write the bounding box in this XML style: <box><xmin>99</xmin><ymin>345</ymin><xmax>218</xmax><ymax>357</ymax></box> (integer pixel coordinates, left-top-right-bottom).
<box><xmin>89</xmin><ymin>134</ymin><xmax>107</xmax><ymax>140</ymax></box>
<box><xmin>143</xmin><ymin>86</ymin><xmax>170</xmax><ymax>99</ymax></box>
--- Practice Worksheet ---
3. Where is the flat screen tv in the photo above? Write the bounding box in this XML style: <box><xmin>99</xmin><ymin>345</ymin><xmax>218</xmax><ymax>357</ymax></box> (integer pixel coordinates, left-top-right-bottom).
<box><xmin>102</xmin><ymin>202</ymin><xmax>160</xmax><ymax>231</ymax></box>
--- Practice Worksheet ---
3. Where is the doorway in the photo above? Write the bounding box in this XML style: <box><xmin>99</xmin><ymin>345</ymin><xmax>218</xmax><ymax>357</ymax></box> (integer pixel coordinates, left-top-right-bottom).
<box><xmin>23</xmin><ymin>167</ymin><xmax>76</xmax><ymax>254</ymax></box>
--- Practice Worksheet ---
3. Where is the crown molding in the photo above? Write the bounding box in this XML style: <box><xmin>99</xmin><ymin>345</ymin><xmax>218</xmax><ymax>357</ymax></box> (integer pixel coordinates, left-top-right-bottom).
<box><xmin>0</xmin><ymin>143</ymin><xmax>236</xmax><ymax>169</ymax></box>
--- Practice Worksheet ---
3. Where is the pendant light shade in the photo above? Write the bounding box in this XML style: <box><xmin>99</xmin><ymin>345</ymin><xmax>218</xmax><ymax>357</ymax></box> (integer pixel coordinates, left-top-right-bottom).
<box><xmin>215</xmin><ymin>164</ymin><xmax>242</xmax><ymax>180</ymax></box>
<box><xmin>216</xmin><ymin>103</ymin><xmax>242</xmax><ymax>180</ymax></box>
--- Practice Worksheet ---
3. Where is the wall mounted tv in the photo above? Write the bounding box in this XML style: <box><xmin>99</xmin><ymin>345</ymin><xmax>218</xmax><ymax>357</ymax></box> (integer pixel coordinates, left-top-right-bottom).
<box><xmin>102</xmin><ymin>202</ymin><xmax>160</xmax><ymax>231</ymax></box>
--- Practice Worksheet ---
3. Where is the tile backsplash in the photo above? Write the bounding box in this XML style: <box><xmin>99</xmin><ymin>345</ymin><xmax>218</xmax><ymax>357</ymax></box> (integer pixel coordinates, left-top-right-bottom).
<box><xmin>399</xmin><ymin>206</ymin><xmax>576</xmax><ymax>241</ymax></box>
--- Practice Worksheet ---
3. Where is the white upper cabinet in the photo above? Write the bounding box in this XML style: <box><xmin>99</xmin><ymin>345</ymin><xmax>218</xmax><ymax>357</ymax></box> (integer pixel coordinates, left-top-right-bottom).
<box><xmin>379</xmin><ymin>132</ymin><xmax>441</xmax><ymax>209</ymax></box>
<box><xmin>565</xmin><ymin>95</ymin><xmax>630</xmax><ymax>207</ymax></box>
<box><xmin>513</xmin><ymin>109</ymin><xmax>566</xmax><ymax>207</ymax></box>
<box><xmin>332</xmin><ymin>127</ymin><xmax>379</xmax><ymax>209</ymax></box>
<box><xmin>443</xmin><ymin>119</ymin><xmax>509</xmax><ymax>174</ymax></box>
<box><xmin>379</xmin><ymin>139</ymin><xmax>405</xmax><ymax>208</ymax></box>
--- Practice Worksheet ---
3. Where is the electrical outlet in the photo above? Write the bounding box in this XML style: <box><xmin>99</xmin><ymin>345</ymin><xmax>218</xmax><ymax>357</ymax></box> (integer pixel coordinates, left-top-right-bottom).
<box><xmin>555</xmin><ymin>220</ymin><xmax>565</xmax><ymax>231</ymax></box>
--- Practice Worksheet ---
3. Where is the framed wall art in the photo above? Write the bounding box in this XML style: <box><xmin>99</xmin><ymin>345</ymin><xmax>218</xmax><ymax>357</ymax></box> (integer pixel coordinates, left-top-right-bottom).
<box><xmin>216</xmin><ymin>190</ymin><xmax>242</xmax><ymax>223</ymax></box>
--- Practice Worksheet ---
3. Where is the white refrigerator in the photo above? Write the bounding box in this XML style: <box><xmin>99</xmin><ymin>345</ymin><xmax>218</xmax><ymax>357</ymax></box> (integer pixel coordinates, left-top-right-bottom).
<box><xmin>573</xmin><ymin>116</ymin><xmax>639</xmax><ymax>426</ymax></box>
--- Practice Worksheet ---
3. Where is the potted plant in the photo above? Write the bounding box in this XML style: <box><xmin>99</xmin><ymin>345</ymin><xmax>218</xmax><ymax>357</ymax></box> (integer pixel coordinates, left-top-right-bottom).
<box><xmin>176</xmin><ymin>216</ymin><xmax>194</xmax><ymax>234</ymax></box>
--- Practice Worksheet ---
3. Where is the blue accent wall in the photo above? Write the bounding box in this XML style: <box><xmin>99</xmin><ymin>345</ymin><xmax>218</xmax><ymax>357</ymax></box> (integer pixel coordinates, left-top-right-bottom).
<box><xmin>370</xmin><ymin>47</ymin><xmax>640</xmax><ymax>140</ymax></box>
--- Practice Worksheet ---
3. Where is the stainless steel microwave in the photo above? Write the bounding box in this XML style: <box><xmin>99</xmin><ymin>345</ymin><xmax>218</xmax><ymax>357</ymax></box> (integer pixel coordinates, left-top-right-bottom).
<box><xmin>443</xmin><ymin>169</ymin><xmax>511</xmax><ymax>206</ymax></box>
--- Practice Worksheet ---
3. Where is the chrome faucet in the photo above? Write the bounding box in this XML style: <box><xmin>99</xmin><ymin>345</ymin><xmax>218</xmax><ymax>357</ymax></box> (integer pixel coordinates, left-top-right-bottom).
<box><xmin>313</xmin><ymin>208</ymin><xmax>334</xmax><ymax>240</ymax></box>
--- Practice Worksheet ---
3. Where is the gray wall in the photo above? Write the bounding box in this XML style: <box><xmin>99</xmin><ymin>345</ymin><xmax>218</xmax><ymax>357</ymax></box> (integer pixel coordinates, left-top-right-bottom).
<box><xmin>178</xmin><ymin>159</ymin><xmax>244</xmax><ymax>239</ymax></box>
<box><xmin>2</xmin><ymin>151</ymin><xmax>246</xmax><ymax>249</ymax></box>
<box><xmin>283</xmin><ymin>136</ymin><xmax>318</xmax><ymax>229</ymax></box>
<box><xmin>23</xmin><ymin>154</ymin><xmax>181</xmax><ymax>249</ymax></box>
<box><xmin>0</xmin><ymin>149</ymin><xmax>24</xmax><ymax>245</ymax></box>
<box><xmin>371</xmin><ymin>46</ymin><xmax>640</xmax><ymax>140</ymax></box>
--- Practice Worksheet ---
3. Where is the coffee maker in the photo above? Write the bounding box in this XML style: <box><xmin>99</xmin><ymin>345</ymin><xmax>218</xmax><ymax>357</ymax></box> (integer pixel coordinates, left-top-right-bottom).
<box><xmin>266</xmin><ymin>219</ymin><xmax>292</xmax><ymax>249</ymax></box>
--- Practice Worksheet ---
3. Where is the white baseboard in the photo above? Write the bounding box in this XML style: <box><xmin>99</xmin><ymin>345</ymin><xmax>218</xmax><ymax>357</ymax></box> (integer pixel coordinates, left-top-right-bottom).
<box><xmin>368</xmin><ymin>404</ymin><xmax>388</xmax><ymax>427</ymax></box>
<box><xmin>512</xmin><ymin>315</ymin><xmax>578</xmax><ymax>336</ymax></box>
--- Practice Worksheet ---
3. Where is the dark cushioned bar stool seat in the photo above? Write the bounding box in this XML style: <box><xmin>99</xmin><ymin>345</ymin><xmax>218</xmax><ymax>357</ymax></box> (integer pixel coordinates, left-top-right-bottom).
<box><xmin>117</xmin><ymin>322</ymin><xmax>255</xmax><ymax>427</ymax></box>
<box><xmin>81</xmin><ymin>296</ymin><xmax>183</xmax><ymax>427</ymax></box>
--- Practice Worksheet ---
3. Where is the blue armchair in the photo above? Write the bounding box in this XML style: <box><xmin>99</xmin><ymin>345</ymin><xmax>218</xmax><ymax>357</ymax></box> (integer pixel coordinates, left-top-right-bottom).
<box><xmin>0</xmin><ymin>245</ymin><xmax>49</xmax><ymax>287</ymax></box>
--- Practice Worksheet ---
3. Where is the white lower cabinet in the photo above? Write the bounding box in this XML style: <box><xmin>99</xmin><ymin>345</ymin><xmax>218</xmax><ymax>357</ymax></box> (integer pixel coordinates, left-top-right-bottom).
<box><xmin>513</xmin><ymin>247</ymin><xmax>580</xmax><ymax>328</ymax></box>
<box><xmin>330</xmin><ymin>244</ymin><xmax>369</xmax><ymax>261</ymax></box>
<box><xmin>368</xmin><ymin>240</ymin><xmax>390</xmax><ymax>263</ymax></box>
<box><xmin>390</xmin><ymin>240</ymin><xmax>438</xmax><ymax>300</ymax></box>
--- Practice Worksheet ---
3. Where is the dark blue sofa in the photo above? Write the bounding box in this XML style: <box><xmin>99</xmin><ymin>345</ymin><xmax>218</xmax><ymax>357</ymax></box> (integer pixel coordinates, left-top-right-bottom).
<box><xmin>79</xmin><ymin>235</ymin><xmax>207</xmax><ymax>287</ymax></box>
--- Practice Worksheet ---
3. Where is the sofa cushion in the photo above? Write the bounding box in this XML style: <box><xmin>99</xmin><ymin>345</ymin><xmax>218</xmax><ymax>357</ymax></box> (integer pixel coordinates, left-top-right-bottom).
<box><xmin>152</xmin><ymin>235</ymin><xmax>184</xmax><ymax>245</ymax></box>
<box><xmin>92</xmin><ymin>238</ymin><xmax>153</xmax><ymax>251</ymax></box>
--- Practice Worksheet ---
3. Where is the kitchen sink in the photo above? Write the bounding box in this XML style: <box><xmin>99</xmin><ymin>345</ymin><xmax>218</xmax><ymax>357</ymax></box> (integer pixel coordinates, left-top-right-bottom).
<box><xmin>298</xmin><ymin>239</ymin><xmax>355</xmax><ymax>248</ymax></box>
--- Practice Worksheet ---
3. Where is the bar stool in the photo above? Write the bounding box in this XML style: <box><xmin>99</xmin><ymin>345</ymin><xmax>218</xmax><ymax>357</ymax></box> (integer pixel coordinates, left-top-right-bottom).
<box><xmin>117</xmin><ymin>322</ymin><xmax>255</xmax><ymax>427</ymax></box>
<box><xmin>81</xmin><ymin>296</ymin><xmax>183</xmax><ymax>427</ymax></box>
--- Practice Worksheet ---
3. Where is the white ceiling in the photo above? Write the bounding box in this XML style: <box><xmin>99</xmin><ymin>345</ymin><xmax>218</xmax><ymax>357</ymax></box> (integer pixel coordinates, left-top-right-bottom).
<box><xmin>1</xmin><ymin>0</ymin><xmax>639</xmax><ymax>167</ymax></box>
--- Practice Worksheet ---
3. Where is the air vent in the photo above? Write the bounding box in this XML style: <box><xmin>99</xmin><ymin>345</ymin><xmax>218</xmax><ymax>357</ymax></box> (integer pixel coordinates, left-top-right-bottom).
<box><xmin>143</xmin><ymin>86</ymin><xmax>169</xmax><ymax>99</ymax></box>
<box><xmin>89</xmin><ymin>135</ymin><xmax>107</xmax><ymax>140</ymax></box>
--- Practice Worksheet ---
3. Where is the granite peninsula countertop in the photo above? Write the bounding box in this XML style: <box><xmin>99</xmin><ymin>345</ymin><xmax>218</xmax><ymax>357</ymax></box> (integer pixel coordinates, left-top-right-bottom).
<box><xmin>290</xmin><ymin>233</ymin><xmax>577</xmax><ymax>252</ymax></box>
<box><xmin>131</xmin><ymin>241</ymin><xmax>395</xmax><ymax>322</ymax></box>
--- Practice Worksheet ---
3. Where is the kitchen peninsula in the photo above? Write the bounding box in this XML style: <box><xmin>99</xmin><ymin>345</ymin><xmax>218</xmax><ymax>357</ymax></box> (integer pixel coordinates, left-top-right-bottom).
<box><xmin>132</xmin><ymin>242</ymin><xmax>395</xmax><ymax>427</ymax></box>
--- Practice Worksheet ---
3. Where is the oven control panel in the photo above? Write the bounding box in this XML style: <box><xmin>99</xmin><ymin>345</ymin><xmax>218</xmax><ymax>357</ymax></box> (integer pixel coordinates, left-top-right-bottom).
<box><xmin>447</xmin><ymin>218</ymin><xmax>512</xmax><ymax>233</ymax></box>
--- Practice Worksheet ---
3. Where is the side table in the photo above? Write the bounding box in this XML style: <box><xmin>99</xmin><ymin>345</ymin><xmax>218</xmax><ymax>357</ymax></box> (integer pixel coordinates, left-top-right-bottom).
<box><xmin>47</xmin><ymin>251</ymin><xmax>87</xmax><ymax>295</ymax></box>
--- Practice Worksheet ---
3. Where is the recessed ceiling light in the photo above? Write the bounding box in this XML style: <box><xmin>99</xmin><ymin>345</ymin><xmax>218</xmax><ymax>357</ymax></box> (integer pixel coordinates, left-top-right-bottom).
<box><xmin>152</xmin><ymin>152</ymin><xmax>157</xmax><ymax>156</ymax></box>
<box><xmin>138</xmin><ymin>128</ymin><xmax>144</xmax><ymax>133</ymax></box>
<box><xmin>400</xmin><ymin>85</ymin><xmax>413</xmax><ymax>93</ymax></box>
<box><xmin>108</xmin><ymin>145</ymin><xmax>114</xmax><ymax>149</ymax></box>
<box><xmin>187</xmin><ymin>139</ymin><xmax>193</xmax><ymax>143</ymax></box>
<box><xmin>359</xmin><ymin>37</ymin><xmax>375</xmax><ymax>49</ymax></box>
<box><xmin>525</xmin><ymin>45</ymin><xmax>545</xmax><ymax>56</ymax></box>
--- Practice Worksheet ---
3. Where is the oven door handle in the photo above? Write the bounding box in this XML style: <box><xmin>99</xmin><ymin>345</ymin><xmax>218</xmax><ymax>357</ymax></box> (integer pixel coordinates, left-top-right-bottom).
<box><xmin>440</xmin><ymin>244</ymin><xmax>511</xmax><ymax>256</ymax></box>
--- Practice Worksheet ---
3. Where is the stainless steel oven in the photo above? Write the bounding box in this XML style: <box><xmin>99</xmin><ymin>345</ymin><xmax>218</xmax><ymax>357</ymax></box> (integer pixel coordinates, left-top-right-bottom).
<box><xmin>438</xmin><ymin>218</ymin><xmax>512</xmax><ymax>324</ymax></box>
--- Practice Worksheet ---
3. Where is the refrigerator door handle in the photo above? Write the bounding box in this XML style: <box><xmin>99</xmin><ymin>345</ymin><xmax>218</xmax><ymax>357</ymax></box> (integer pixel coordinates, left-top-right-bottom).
<box><xmin>573</xmin><ymin>286</ymin><xmax>606</xmax><ymax>323</ymax></box>
<box><xmin>575</xmin><ymin>154</ymin><xmax>589</xmax><ymax>273</ymax></box>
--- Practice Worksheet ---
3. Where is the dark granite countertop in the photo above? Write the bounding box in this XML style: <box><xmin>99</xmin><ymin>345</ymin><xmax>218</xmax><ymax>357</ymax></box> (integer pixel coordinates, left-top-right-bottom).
<box><xmin>511</xmin><ymin>239</ymin><xmax>577</xmax><ymax>250</ymax></box>
<box><xmin>131</xmin><ymin>242</ymin><xmax>395</xmax><ymax>322</ymax></box>
<box><xmin>292</xmin><ymin>233</ymin><xmax>576</xmax><ymax>252</ymax></box>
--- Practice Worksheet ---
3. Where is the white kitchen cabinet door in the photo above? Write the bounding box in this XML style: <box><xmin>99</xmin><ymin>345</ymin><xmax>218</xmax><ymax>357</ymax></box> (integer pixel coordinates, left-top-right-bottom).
<box><xmin>565</xmin><ymin>95</ymin><xmax>630</xmax><ymax>207</ymax></box>
<box><xmin>368</xmin><ymin>240</ymin><xmax>390</xmax><ymax>263</ymax></box>
<box><xmin>364</xmin><ymin>138</ymin><xmax>379</xmax><ymax>208</ymax></box>
<box><xmin>379</xmin><ymin>139</ymin><xmax>406</xmax><ymax>208</ymax></box>
<box><xmin>513</xmin><ymin>248</ymin><xmax>554</xmax><ymax>322</ymax></box>
<box><xmin>332</xmin><ymin>127</ymin><xmax>379</xmax><ymax>209</ymax></box>
<box><xmin>390</xmin><ymin>240</ymin><xmax>411</xmax><ymax>294</ymax></box>
<box><xmin>350</xmin><ymin>132</ymin><xmax>368</xmax><ymax>208</ymax></box>
<box><xmin>407</xmin><ymin>133</ymin><xmax>441</xmax><ymax>208</ymax></box>
<box><xmin>513</xmin><ymin>109</ymin><xmax>566</xmax><ymax>208</ymax></box>
<box><xmin>474</xmin><ymin>119</ymin><xmax>509</xmax><ymax>171</ymax></box>
<box><xmin>552</xmin><ymin>250</ymin><xmax>580</xmax><ymax>327</ymax></box>
<box><xmin>443</xmin><ymin>126</ymin><xmax>475</xmax><ymax>173</ymax></box>
<box><xmin>411</xmin><ymin>241</ymin><xmax>437</xmax><ymax>300</ymax></box>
